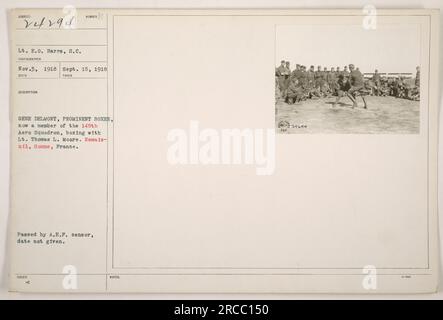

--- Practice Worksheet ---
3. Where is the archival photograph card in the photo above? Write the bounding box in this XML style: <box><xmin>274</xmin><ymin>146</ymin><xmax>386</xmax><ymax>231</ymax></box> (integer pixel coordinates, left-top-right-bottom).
<box><xmin>7</xmin><ymin>8</ymin><xmax>440</xmax><ymax>293</ymax></box>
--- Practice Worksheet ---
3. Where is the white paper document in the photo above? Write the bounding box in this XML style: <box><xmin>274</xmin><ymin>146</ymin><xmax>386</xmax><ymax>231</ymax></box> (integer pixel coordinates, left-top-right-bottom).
<box><xmin>8</xmin><ymin>8</ymin><xmax>440</xmax><ymax>293</ymax></box>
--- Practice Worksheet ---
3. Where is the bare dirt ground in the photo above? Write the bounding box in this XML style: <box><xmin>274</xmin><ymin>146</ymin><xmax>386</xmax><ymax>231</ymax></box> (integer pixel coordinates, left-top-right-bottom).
<box><xmin>275</xmin><ymin>96</ymin><xmax>420</xmax><ymax>134</ymax></box>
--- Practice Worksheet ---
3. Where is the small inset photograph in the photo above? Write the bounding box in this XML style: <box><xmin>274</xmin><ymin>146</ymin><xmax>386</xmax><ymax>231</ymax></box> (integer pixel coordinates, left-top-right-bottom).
<box><xmin>275</xmin><ymin>24</ymin><xmax>421</xmax><ymax>134</ymax></box>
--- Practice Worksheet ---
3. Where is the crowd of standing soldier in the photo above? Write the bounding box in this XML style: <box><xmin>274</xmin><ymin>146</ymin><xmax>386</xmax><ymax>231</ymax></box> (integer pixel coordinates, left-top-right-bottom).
<box><xmin>275</xmin><ymin>60</ymin><xmax>421</xmax><ymax>106</ymax></box>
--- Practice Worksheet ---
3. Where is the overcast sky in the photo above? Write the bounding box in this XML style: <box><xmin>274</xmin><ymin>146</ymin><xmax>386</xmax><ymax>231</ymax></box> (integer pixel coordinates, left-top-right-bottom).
<box><xmin>276</xmin><ymin>24</ymin><xmax>421</xmax><ymax>75</ymax></box>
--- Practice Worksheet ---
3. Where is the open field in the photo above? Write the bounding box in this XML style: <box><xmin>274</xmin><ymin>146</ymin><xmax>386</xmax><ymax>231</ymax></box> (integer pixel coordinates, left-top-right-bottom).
<box><xmin>275</xmin><ymin>96</ymin><xmax>420</xmax><ymax>134</ymax></box>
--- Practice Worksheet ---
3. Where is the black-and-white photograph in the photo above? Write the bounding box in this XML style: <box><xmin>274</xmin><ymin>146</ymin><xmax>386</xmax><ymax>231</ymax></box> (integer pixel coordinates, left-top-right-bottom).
<box><xmin>275</xmin><ymin>24</ymin><xmax>422</xmax><ymax>134</ymax></box>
